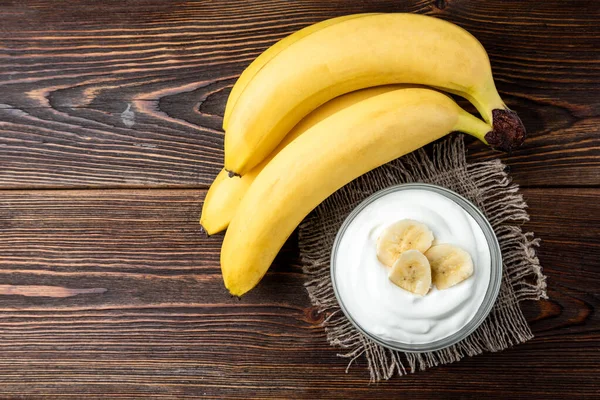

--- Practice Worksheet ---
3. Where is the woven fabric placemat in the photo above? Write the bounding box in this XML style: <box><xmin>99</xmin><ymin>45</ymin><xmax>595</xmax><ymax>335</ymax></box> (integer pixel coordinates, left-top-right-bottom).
<box><xmin>298</xmin><ymin>135</ymin><xmax>547</xmax><ymax>381</ymax></box>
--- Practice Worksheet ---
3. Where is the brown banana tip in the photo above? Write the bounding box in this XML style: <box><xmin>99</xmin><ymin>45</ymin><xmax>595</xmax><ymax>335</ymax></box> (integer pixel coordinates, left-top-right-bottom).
<box><xmin>227</xmin><ymin>289</ymin><xmax>241</xmax><ymax>300</ymax></box>
<box><xmin>226</xmin><ymin>169</ymin><xmax>241</xmax><ymax>178</ymax></box>
<box><xmin>485</xmin><ymin>108</ymin><xmax>527</xmax><ymax>152</ymax></box>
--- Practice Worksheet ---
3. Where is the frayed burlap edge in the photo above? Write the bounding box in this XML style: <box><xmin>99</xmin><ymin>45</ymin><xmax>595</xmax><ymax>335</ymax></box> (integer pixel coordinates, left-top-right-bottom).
<box><xmin>298</xmin><ymin>135</ymin><xmax>548</xmax><ymax>381</ymax></box>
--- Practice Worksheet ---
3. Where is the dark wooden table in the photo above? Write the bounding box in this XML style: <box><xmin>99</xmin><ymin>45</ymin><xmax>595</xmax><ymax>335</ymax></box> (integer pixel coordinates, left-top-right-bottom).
<box><xmin>1</xmin><ymin>1</ymin><xmax>598</xmax><ymax>398</ymax></box>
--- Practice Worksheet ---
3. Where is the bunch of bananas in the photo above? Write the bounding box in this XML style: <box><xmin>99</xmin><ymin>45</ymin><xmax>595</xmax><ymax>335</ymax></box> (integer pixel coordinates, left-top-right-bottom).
<box><xmin>200</xmin><ymin>13</ymin><xmax>526</xmax><ymax>296</ymax></box>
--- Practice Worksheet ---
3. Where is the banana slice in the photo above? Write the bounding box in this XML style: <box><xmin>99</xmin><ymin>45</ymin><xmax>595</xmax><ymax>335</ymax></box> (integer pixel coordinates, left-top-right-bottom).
<box><xmin>376</xmin><ymin>219</ymin><xmax>434</xmax><ymax>267</ymax></box>
<box><xmin>425</xmin><ymin>244</ymin><xmax>474</xmax><ymax>290</ymax></box>
<box><xmin>388</xmin><ymin>250</ymin><xmax>432</xmax><ymax>296</ymax></box>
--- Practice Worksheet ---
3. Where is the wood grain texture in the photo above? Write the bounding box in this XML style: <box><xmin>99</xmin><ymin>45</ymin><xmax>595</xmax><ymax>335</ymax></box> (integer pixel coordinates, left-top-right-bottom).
<box><xmin>0</xmin><ymin>188</ymin><xmax>598</xmax><ymax>398</ymax></box>
<box><xmin>1</xmin><ymin>0</ymin><xmax>599</xmax><ymax>188</ymax></box>
<box><xmin>1</xmin><ymin>0</ymin><xmax>599</xmax><ymax>398</ymax></box>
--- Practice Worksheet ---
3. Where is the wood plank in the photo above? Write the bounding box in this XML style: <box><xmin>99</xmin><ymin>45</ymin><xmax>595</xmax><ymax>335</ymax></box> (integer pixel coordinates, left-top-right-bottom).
<box><xmin>1</xmin><ymin>0</ymin><xmax>599</xmax><ymax>188</ymax></box>
<box><xmin>0</xmin><ymin>187</ymin><xmax>597</xmax><ymax>398</ymax></box>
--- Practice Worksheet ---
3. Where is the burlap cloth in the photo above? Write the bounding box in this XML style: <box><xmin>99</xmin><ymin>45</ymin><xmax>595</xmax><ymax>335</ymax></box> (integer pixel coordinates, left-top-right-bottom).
<box><xmin>298</xmin><ymin>135</ymin><xmax>547</xmax><ymax>381</ymax></box>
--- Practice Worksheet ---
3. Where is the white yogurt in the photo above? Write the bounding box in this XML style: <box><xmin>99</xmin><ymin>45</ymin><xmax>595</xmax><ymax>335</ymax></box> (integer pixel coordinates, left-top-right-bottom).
<box><xmin>333</xmin><ymin>188</ymin><xmax>491</xmax><ymax>345</ymax></box>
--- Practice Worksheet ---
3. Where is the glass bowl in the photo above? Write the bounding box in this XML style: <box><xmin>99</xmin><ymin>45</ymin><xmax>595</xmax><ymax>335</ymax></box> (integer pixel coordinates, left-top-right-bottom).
<box><xmin>330</xmin><ymin>183</ymin><xmax>502</xmax><ymax>353</ymax></box>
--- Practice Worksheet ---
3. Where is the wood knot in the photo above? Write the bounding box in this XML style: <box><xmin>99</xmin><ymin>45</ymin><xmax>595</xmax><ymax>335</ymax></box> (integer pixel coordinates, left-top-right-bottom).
<box><xmin>304</xmin><ymin>306</ymin><xmax>324</xmax><ymax>325</ymax></box>
<box><xmin>434</xmin><ymin>0</ymin><xmax>448</xmax><ymax>9</ymax></box>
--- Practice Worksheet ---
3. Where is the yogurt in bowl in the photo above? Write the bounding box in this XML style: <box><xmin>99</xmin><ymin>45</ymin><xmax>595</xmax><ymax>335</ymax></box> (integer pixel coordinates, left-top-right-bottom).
<box><xmin>331</xmin><ymin>183</ymin><xmax>502</xmax><ymax>352</ymax></box>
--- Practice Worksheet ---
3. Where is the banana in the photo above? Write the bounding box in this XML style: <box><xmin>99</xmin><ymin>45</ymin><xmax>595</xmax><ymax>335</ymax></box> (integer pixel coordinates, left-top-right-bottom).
<box><xmin>425</xmin><ymin>244</ymin><xmax>474</xmax><ymax>290</ymax></box>
<box><xmin>388</xmin><ymin>250</ymin><xmax>432</xmax><ymax>296</ymax></box>
<box><xmin>225</xmin><ymin>13</ymin><xmax>525</xmax><ymax>175</ymax></box>
<box><xmin>222</xmin><ymin>13</ymin><xmax>378</xmax><ymax>131</ymax></box>
<box><xmin>221</xmin><ymin>87</ymin><xmax>492</xmax><ymax>296</ymax></box>
<box><xmin>201</xmin><ymin>86</ymin><xmax>401</xmax><ymax>235</ymax></box>
<box><xmin>376</xmin><ymin>219</ymin><xmax>434</xmax><ymax>267</ymax></box>
<box><xmin>200</xmin><ymin>170</ymin><xmax>249</xmax><ymax>235</ymax></box>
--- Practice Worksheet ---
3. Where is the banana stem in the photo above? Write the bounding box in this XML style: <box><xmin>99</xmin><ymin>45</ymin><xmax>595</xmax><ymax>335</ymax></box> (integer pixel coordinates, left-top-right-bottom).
<box><xmin>454</xmin><ymin>112</ymin><xmax>492</xmax><ymax>145</ymax></box>
<box><xmin>464</xmin><ymin>83</ymin><xmax>526</xmax><ymax>152</ymax></box>
<box><xmin>461</xmin><ymin>94</ymin><xmax>492</xmax><ymax>125</ymax></box>
<box><xmin>432</xmin><ymin>83</ymin><xmax>504</xmax><ymax>126</ymax></box>
<box><xmin>454</xmin><ymin>81</ymin><xmax>526</xmax><ymax>152</ymax></box>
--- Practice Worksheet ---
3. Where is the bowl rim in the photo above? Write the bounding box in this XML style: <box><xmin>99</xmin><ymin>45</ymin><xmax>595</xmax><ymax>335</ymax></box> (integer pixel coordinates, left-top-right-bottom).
<box><xmin>330</xmin><ymin>182</ymin><xmax>503</xmax><ymax>353</ymax></box>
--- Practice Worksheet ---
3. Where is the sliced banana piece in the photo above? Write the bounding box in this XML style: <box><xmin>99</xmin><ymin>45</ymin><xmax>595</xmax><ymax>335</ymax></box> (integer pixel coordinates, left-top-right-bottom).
<box><xmin>376</xmin><ymin>219</ymin><xmax>434</xmax><ymax>267</ymax></box>
<box><xmin>425</xmin><ymin>244</ymin><xmax>474</xmax><ymax>290</ymax></box>
<box><xmin>388</xmin><ymin>250</ymin><xmax>432</xmax><ymax>296</ymax></box>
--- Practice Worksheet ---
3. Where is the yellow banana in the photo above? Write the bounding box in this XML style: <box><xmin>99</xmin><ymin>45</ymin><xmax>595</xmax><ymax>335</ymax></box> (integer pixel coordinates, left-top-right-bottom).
<box><xmin>225</xmin><ymin>13</ymin><xmax>525</xmax><ymax>175</ymax></box>
<box><xmin>202</xmin><ymin>85</ymin><xmax>400</xmax><ymax>235</ymax></box>
<box><xmin>222</xmin><ymin>13</ymin><xmax>378</xmax><ymax>131</ymax></box>
<box><xmin>221</xmin><ymin>87</ymin><xmax>494</xmax><ymax>296</ymax></box>
<box><xmin>200</xmin><ymin>169</ymin><xmax>250</xmax><ymax>236</ymax></box>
